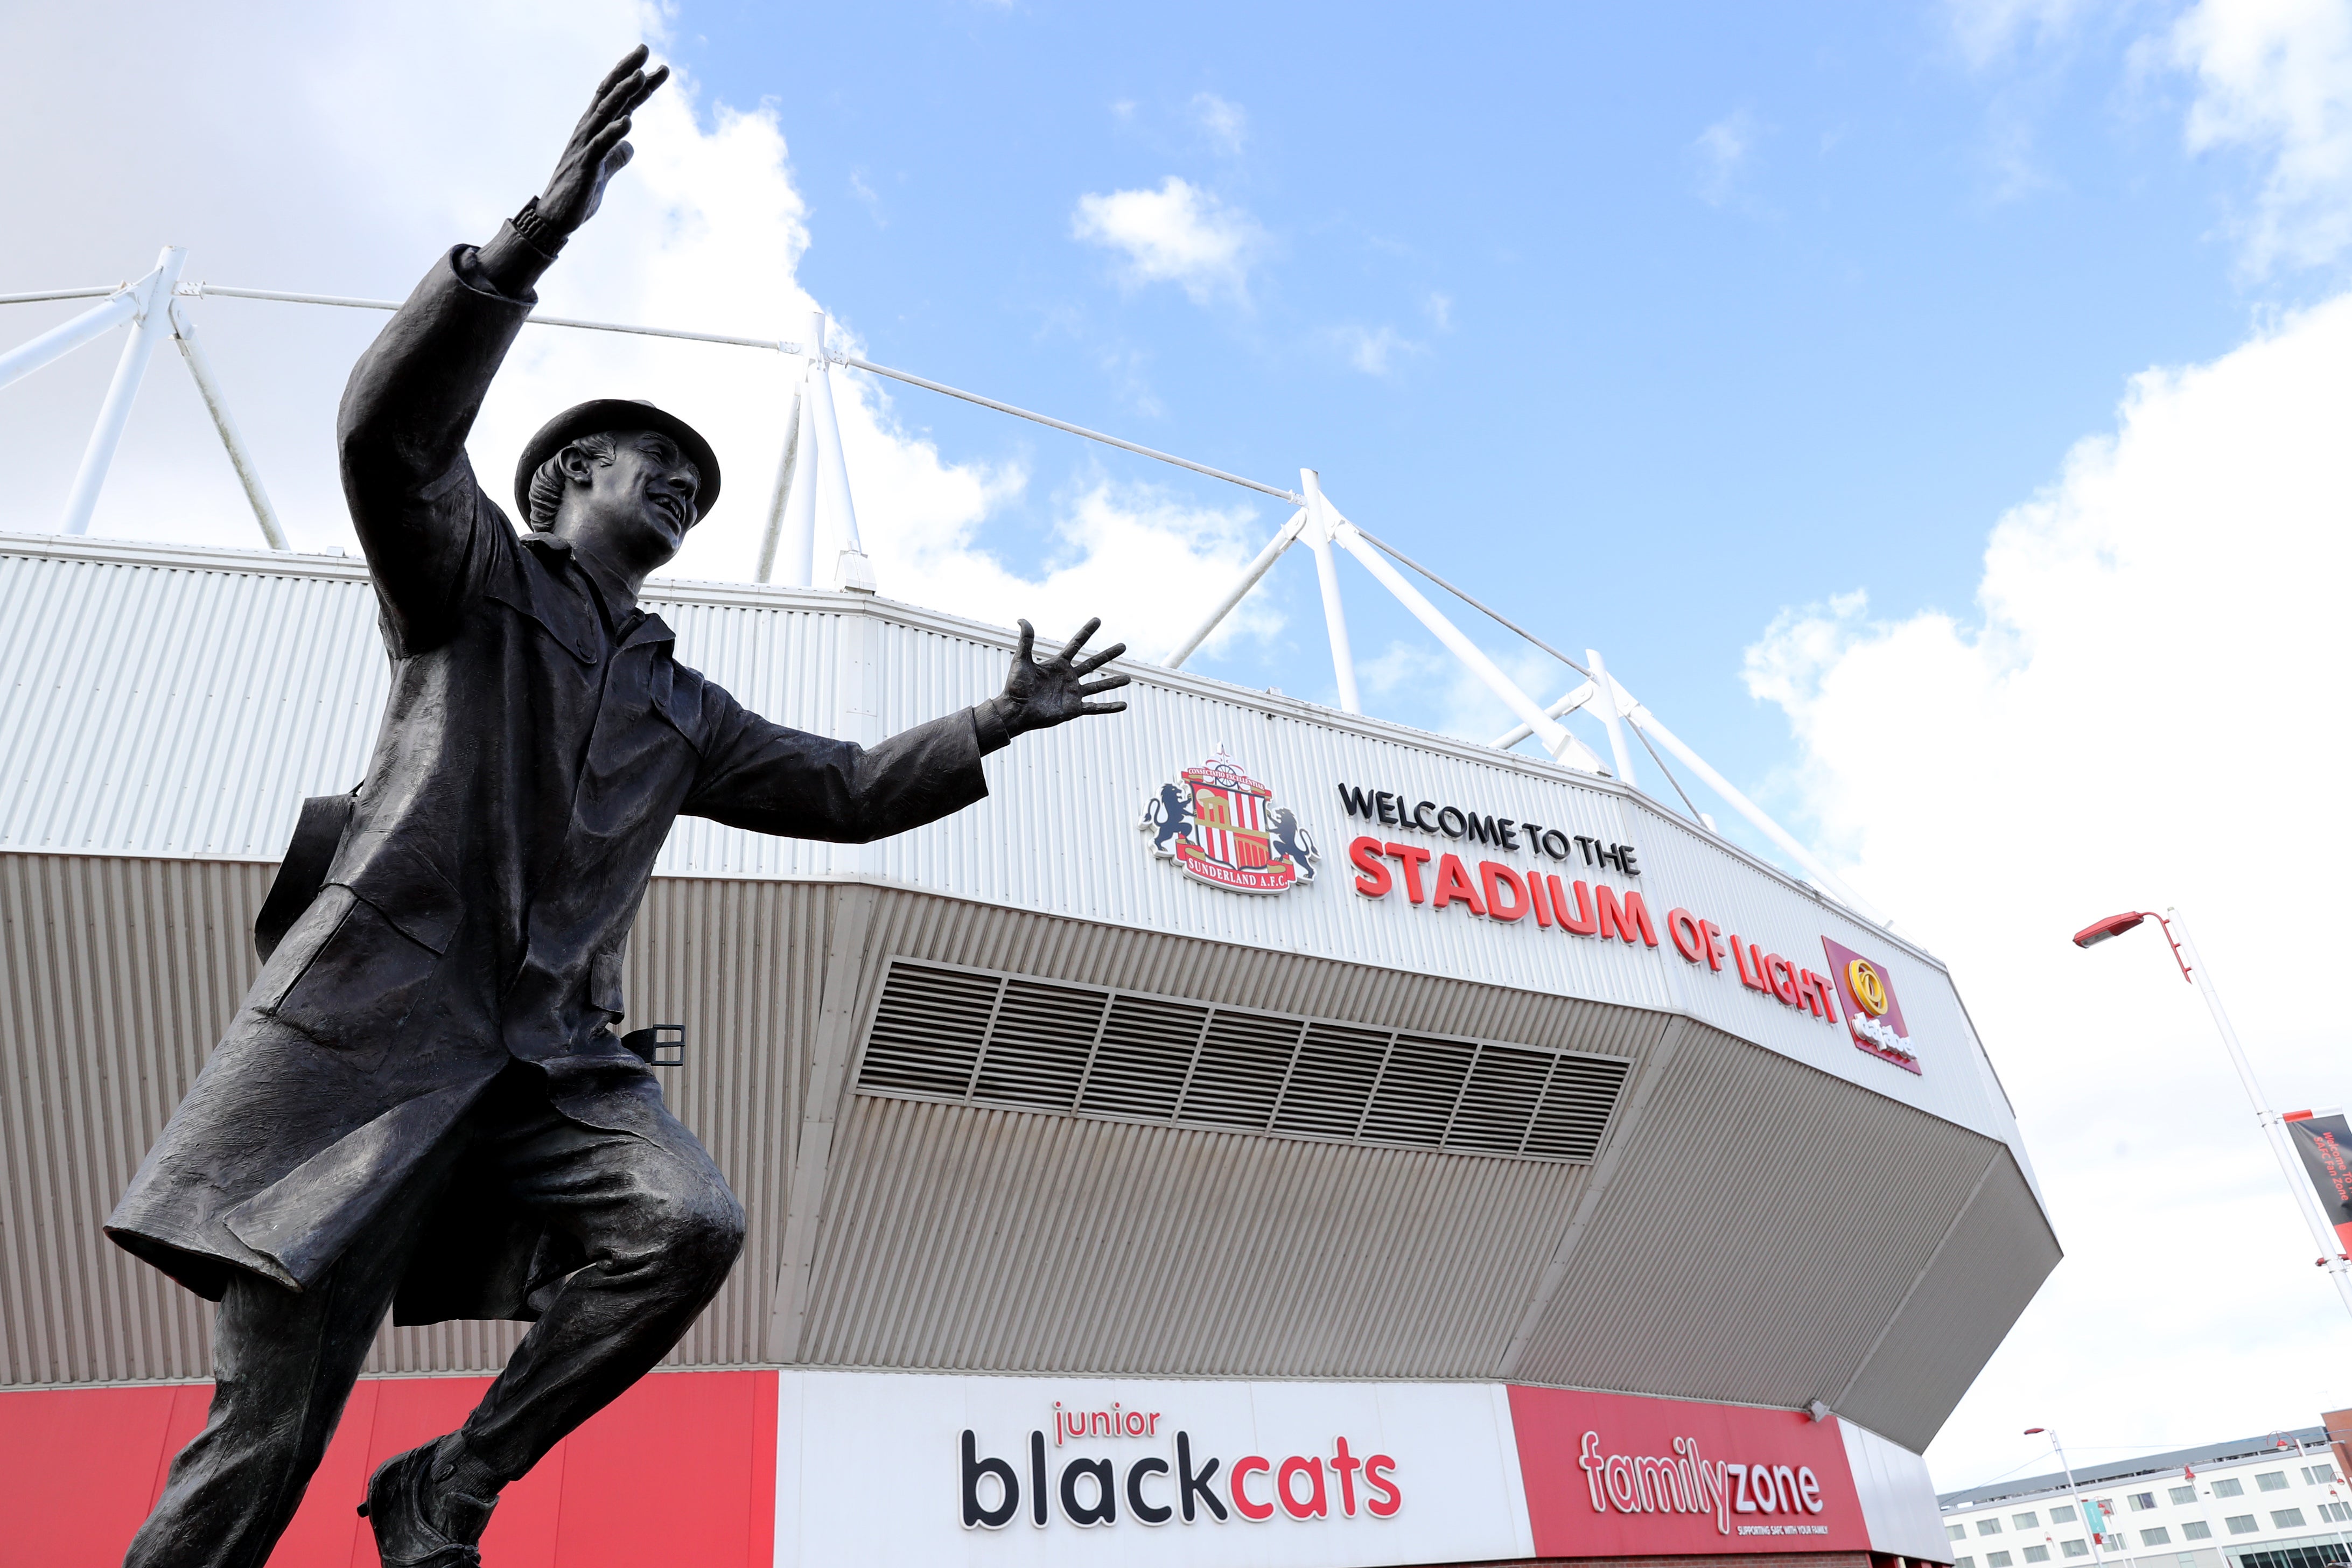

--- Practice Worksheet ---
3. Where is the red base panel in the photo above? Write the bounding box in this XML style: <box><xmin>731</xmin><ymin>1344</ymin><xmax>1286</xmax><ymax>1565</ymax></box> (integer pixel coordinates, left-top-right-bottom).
<box><xmin>0</xmin><ymin>1369</ymin><xmax>778</xmax><ymax>1568</ymax></box>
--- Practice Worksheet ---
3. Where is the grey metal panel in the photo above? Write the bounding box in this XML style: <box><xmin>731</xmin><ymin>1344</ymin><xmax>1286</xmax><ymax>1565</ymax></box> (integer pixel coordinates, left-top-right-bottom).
<box><xmin>1836</xmin><ymin>1153</ymin><xmax>2059</xmax><ymax>1453</ymax></box>
<box><xmin>0</xmin><ymin>853</ymin><xmax>265</xmax><ymax>1385</ymax></box>
<box><xmin>1510</xmin><ymin>1019</ymin><xmax>2022</xmax><ymax>1436</ymax></box>
<box><xmin>0</xmin><ymin>852</ymin><xmax>2056</xmax><ymax>1446</ymax></box>
<box><xmin>0</xmin><ymin>856</ymin><xmax>832</xmax><ymax>1384</ymax></box>
<box><xmin>797</xmin><ymin>1094</ymin><xmax>1593</xmax><ymax>1377</ymax></box>
<box><xmin>0</xmin><ymin>543</ymin><xmax>387</xmax><ymax>860</ymax></box>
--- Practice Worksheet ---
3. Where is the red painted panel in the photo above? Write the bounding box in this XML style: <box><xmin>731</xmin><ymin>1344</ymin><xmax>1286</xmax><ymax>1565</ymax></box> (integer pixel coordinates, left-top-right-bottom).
<box><xmin>0</xmin><ymin>1384</ymin><xmax>181</xmax><ymax>1566</ymax></box>
<box><xmin>1509</xmin><ymin>1385</ymin><xmax>1869</xmax><ymax>1558</ymax></box>
<box><xmin>0</xmin><ymin>1370</ymin><xmax>776</xmax><ymax>1567</ymax></box>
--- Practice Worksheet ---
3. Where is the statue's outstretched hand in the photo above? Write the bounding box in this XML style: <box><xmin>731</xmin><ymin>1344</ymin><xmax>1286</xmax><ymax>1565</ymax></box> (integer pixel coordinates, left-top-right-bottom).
<box><xmin>538</xmin><ymin>46</ymin><xmax>671</xmax><ymax>237</ymax></box>
<box><xmin>992</xmin><ymin>618</ymin><xmax>1131</xmax><ymax>737</ymax></box>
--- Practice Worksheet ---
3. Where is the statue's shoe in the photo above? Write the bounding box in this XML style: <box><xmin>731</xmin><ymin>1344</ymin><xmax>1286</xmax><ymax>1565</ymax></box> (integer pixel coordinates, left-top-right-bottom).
<box><xmin>357</xmin><ymin>1440</ymin><xmax>496</xmax><ymax>1568</ymax></box>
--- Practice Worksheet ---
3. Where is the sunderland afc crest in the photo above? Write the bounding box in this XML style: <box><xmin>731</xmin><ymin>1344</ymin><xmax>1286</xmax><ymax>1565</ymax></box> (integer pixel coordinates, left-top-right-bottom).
<box><xmin>1139</xmin><ymin>748</ymin><xmax>1318</xmax><ymax>895</ymax></box>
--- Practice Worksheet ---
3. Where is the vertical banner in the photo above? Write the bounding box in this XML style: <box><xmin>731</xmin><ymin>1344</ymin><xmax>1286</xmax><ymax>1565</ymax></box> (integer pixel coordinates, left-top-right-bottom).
<box><xmin>2285</xmin><ymin>1111</ymin><xmax>2352</xmax><ymax>1252</ymax></box>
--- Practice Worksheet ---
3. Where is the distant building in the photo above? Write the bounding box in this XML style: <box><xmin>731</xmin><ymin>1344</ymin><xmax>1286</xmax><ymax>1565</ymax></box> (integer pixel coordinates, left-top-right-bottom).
<box><xmin>1940</xmin><ymin>1425</ymin><xmax>2352</xmax><ymax>1568</ymax></box>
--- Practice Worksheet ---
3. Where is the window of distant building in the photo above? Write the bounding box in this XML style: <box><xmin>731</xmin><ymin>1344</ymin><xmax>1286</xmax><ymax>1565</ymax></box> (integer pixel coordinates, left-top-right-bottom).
<box><xmin>1957</xmin><ymin>1556</ymin><xmax>1976</xmax><ymax>1568</ymax></box>
<box><xmin>2257</xmin><ymin>1473</ymin><xmax>2289</xmax><ymax>1493</ymax></box>
<box><xmin>2143</xmin><ymin>1527</ymin><xmax>2173</xmax><ymax>1544</ymax></box>
<box><xmin>2183</xmin><ymin>1520</ymin><xmax>2214</xmax><ymax>1539</ymax></box>
<box><xmin>2320</xmin><ymin>1502</ymin><xmax>2352</xmax><ymax>1524</ymax></box>
<box><xmin>2302</xmin><ymin>1465</ymin><xmax>2337</xmax><ymax>1486</ymax></box>
<box><xmin>2171</xmin><ymin>1486</ymin><xmax>2199</xmax><ymax>1504</ymax></box>
<box><xmin>2019</xmin><ymin>1513</ymin><xmax>2042</xmax><ymax>1529</ymax></box>
<box><xmin>2227</xmin><ymin>1515</ymin><xmax>2258</xmax><ymax>1534</ymax></box>
<box><xmin>1953</xmin><ymin>1525</ymin><xmax>1970</xmax><ymax>1542</ymax></box>
<box><xmin>1987</xmin><ymin>1550</ymin><xmax>2014</xmax><ymax>1565</ymax></box>
<box><xmin>2052</xmin><ymin>1506</ymin><xmax>2078</xmax><ymax>1524</ymax></box>
<box><xmin>2270</xmin><ymin>1509</ymin><xmax>2305</xmax><ymax>1529</ymax></box>
<box><xmin>2131</xmin><ymin>1494</ymin><xmax>2158</xmax><ymax>1511</ymax></box>
<box><xmin>1982</xmin><ymin>1520</ymin><xmax>2006</xmax><ymax>1535</ymax></box>
<box><xmin>2214</xmin><ymin>1480</ymin><xmax>2246</xmax><ymax>1499</ymax></box>
<box><xmin>2062</xmin><ymin>1541</ymin><xmax>2091</xmax><ymax>1558</ymax></box>
<box><xmin>2025</xmin><ymin>1546</ymin><xmax>2052</xmax><ymax>1561</ymax></box>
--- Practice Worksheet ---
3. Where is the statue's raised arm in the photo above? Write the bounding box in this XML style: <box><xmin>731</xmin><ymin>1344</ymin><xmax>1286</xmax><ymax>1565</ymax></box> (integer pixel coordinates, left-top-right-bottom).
<box><xmin>333</xmin><ymin>48</ymin><xmax>670</xmax><ymax>655</ymax></box>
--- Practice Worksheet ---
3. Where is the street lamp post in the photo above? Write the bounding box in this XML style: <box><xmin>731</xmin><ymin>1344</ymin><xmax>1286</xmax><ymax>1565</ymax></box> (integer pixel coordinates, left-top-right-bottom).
<box><xmin>2028</xmin><ymin>1428</ymin><xmax>2108</xmax><ymax>1568</ymax></box>
<box><xmin>2072</xmin><ymin>907</ymin><xmax>2352</xmax><ymax>1324</ymax></box>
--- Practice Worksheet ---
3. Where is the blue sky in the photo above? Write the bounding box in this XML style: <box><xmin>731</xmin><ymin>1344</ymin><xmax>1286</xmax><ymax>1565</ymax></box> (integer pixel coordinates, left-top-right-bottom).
<box><xmin>652</xmin><ymin>1</ymin><xmax>2326</xmax><ymax>799</ymax></box>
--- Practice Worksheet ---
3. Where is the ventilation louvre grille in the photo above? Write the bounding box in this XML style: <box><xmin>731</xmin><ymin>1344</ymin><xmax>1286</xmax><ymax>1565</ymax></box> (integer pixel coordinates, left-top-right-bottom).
<box><xmin>856</xmin><ymin>961</ymin><xmax>1632</xmax><ymax>1164</ymax></box>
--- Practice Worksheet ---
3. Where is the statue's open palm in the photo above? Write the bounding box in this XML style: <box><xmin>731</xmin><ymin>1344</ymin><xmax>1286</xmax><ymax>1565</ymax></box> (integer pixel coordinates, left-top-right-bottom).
<box><xmin>997</xmin><ymin>619</ymin><xmax>1130</xmax><ymax>735</ymax></box>
<box><xmin>539</xmin><ymin>46</ymin><xmax>671</xmax><ymax>235</ymax></box>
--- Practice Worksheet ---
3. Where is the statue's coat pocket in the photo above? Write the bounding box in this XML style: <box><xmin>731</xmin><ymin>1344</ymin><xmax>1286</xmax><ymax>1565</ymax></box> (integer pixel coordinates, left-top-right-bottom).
<box><xmin>258</xmin><ymin>851</ymin><xmax>463</xmax><ymax>1072</ymax></box>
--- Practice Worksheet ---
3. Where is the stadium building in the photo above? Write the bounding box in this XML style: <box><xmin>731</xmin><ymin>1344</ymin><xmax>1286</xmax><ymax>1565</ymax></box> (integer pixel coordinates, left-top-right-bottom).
<box><xmin>0</xmin><ymin>520</ymin><xmax>2058</xmax><ymax>1567</ymax></box>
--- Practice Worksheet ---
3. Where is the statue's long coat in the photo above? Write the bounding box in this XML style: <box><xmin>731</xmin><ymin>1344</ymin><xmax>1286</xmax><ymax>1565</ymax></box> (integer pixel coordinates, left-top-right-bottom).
<box><xmin>106</xmin><ymin>248</ymin><xmax>992</xmax><ymax>1324</ymax></box>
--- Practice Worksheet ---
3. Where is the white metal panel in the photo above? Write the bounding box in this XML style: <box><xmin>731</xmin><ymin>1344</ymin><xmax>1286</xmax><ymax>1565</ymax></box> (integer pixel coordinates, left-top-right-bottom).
<box><xmin>0</xmin><ymin>538</ymin><xmax>385</xmax><ymax>859</ymax></box>
<box><xmin>1841</xmin><ymin>1416</ymin><xmax>1955</xmax><ymax>1562</ymax></box>
<box><xmin>772</xmin><ymin>1369</ymin><xmax>1536</xmax><ymax>1568</ymax></box>
<box><xmin>0</xmin><ymin>532</ymin><xmax>2033</xmax><ymax>1184</ymax></box>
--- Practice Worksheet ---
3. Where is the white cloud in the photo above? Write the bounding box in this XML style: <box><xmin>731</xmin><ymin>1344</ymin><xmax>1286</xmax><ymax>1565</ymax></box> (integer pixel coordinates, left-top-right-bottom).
<box><xmin>848</xmin><ymin>169</ymin><xmax>886</xmax><ymax>226</ymax></box>
<box><xmin>1694</xmin><ymin>110</ymin><xmax>1761</xmax><ymax>207</ymax></box>
<box><xmin>1071</xmin><ymin>177</ymin><xmax>1266</xmax><ymax>305</ymax></box>
<box><xmin>2169</xmin><ymin>0</ymin><xmax>2352</xmax><ymax>272</ymax></box>
<box><xmin>1330</xmin><ymin>323</ymin><xmax>1422</xmax><ymax>376</ymax></box>
<box><xmin>1424</xmin><ymin>291</ymin><xmax>1454</xmax><ymax>331</ymax></box>
<box><xmin>1192</xmin><ymin>92</ymin><xmax>1248</xmax><ymax>156</ymax></box>
<box><xmin>0</xmin><ymin>1</ymin><xmax>1269</xmax><ymax>669</ymax></box>
<box><xmin>1744</xmin><ymin>292</ymin><xmax>2352</xmax><ymax>1485</ymax></box>
<box><xmin>1945</xmin><ymin>0</ymin><xmax>2099</xmax><ymax>67</ymax></box>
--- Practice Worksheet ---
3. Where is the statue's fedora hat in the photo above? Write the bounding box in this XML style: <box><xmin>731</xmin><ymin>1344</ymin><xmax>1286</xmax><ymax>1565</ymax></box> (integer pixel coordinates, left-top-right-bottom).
<box><xmin>514</xmin><ymin>398</ymin><xmax>722</xmax><ymax>523</ymax></box>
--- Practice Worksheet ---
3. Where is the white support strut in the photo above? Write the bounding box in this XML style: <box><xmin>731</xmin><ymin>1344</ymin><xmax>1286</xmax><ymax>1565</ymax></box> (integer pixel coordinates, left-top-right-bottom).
<box><xmin>1587</xmin><ymin>647</ymin><xmax>1639</xmax><ymax>788</ymax></box>
<box><xmin>1490</xmin><ymin>680</ymin><xmax>1597</xmax><ymax>750</ymax></box>
<box><xmin>0</xmin><ymin>285</ymin><xmax>143</xmax><ymax>393</ymax></box>
<box><xmin>1164</xmin><ymin>509</ymin><xmax>1305</xmax><ymax>669</ymax></box>
<box><xmin>64</xmin><ymin>247</ymin><xmax>187</xmax><ymax>536</ymax></box>
<box><xmin>804</xmin><ymin>312</ymin><xmax>875</xmax><ymax>593</ymax></box>
<box><xmin>1300</xmin><ymin>471</ymin><xmax>1361</xmax><ymax>713</ymax></box>
<box><xmin>1619</xmin><ymin>696</ymin><xmax>1888</xmax><ymax>926</ymax></box>
<box><xmin>168</xmin><ymin>302</ymin><xmax>288</xmax><ymax>551</ymax></box>
<box><xmin>780</xmin><ymin>369</ymin><xmax>821</xmax><ymax>588</ymax></box>
<box><xmin>756</xmin><ymin>374</ymin><xmax>805</xmax><ymax>584</ymax></box>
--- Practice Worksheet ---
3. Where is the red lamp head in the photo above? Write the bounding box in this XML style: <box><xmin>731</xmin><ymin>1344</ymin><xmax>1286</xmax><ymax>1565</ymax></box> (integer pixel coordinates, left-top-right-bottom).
<box><xmin>2072</xmin><ymin>912</ymin><xmax>2150</xmax><ymax>949</ymax></box>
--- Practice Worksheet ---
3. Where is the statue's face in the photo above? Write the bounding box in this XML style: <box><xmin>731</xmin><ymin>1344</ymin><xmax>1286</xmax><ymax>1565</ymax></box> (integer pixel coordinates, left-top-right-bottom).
<box><xmin>555</xmin><ymin>429</ymin><xmax>703</xmax><ymax>568</ymax></box>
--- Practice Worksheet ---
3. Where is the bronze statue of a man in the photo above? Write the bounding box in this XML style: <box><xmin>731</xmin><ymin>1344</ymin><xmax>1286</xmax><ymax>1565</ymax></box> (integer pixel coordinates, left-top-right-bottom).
<box><xmin>106</xmin><ymin>48</ymin><xmax>1128</xmax><ymax>1568</ymax></box>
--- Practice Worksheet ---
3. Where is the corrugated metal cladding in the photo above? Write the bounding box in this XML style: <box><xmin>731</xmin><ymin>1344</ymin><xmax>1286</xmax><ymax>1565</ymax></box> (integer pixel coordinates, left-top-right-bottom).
<box><xmin>798</xmin><ymin>1096</ymin><xmax>1591</xmax><ymax>1378</ymax></box>
<box><xmin>0</xmin><ymin>533</ymin><xmax>2033</xmax><ymax>1186</ymax></box>
<box><xmin>0</xmin><ymin>857</ymin><xmax>2052</xmax><ymax>1450</ymax></box>
<box><xmin>0</xmin><ymin>859</ymin><xmax>831</xmax><ymax>1385</ymax></box>
<box><xmin>1505</xmin><ymin>1019</ymin><xmax>2042</xmax><ymax>1455</ymax></box>
<box><xmin>1835</xmin><ymin>1154</ymin><xmax>2056</xmax><ymax>1453</ymax></box>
